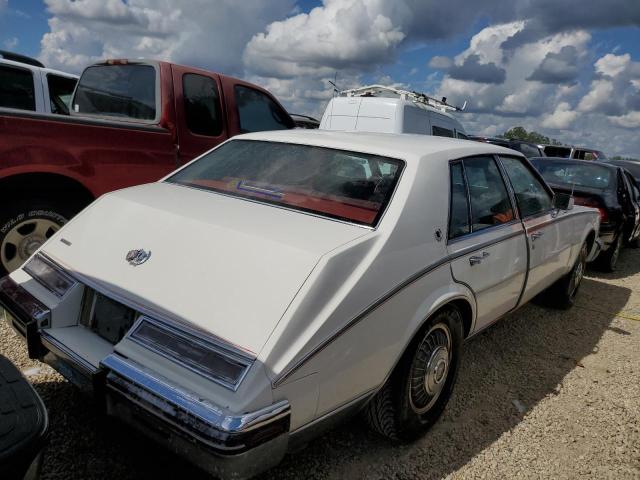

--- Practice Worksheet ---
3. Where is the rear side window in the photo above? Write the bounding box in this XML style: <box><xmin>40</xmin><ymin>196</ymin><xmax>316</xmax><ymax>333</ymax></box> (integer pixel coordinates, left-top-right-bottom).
<box><xmin>433</xmin><ymin>125</ymin><xmax>454</xmax><ymax>137</ymax></box>
<box><xmin>518</xmin><ymin>143</ymin><xmax>542</xmax><ymax>158</ymax></box>
<box><xmin>47</xmin><ymin>74</ymin><xmax>77</xmax><ymax>115</ymax></box>
<box><xmin>500</xmin><ymin>156</ymin><xmax>553</xmax><ymax>217</ymax></box>
<box><xmin>234</xmin><ymin>86</ymin><xmax>291</xmax><ymax>133</ymax></box>
<box><xmin>449</xmin><ymin>162</ymin><xmax>470</xmax><ymax>239</ymax></box>
<box><xmin>463</xmin><ymin>157</ymin><xmax>514</xmax><ymax>231</ymax></box>
<box><xmin>0</xmin><ymin>65</ymin><xmax>35</xmax><ymax>111</ymax></box>
<box><xmin>73</xmin><ymin>64</ymin><xmax>156</xmax><ymax>121</ymax></box>
<box><xmin>183</xmin><ymin>74</ymin><xmax>222</xmax><ymax>136</ymax></box>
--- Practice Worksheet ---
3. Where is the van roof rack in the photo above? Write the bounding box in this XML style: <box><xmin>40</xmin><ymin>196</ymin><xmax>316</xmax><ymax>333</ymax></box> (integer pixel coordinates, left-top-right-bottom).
<box><xmin>339</xmin><ymin>84</ymin><xmax>467</xmax><ymax>112</ymax></box>
<box><xmin>0</xmin><ymin>50</ymin><xmax>45</xmax><ymax>68</ymax></box>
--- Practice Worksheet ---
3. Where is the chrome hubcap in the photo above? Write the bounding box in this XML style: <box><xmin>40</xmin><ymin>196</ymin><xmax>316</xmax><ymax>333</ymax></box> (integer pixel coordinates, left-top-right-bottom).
<box><xmin>409</xmin><ymin>323</ymin><xmax>452</xmax><ymax>414</ymax></box>
<box><xmin>1</xmin><ymin>218</ymin><xmax>60</xmax><ymax>273</ymax></box>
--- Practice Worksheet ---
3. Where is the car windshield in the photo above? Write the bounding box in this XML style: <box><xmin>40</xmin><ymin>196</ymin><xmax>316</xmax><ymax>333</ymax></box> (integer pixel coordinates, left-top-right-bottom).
<box><xmin>167</xmin><ymin>140</ymin><xmax>404</xmax><ymax>227</ymax></box>
<box><xmin>532</xmin><ymin>160</ymin><xmax>613</xmax><ymax>189</ymax></box>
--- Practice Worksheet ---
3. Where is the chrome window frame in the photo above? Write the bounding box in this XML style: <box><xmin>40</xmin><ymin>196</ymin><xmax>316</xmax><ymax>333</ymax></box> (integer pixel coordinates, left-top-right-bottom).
<box><xmin>446</xmin><ymin>154</ymin><xmax>520</xmax><ymax>244</ymax></box>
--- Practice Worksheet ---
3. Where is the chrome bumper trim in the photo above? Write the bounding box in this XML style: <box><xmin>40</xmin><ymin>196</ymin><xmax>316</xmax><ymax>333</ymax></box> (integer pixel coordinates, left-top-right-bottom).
<box><xmin>101</xmin><ymin>354</ymin><xmax>290</xmax><ymax>452</ymax></box>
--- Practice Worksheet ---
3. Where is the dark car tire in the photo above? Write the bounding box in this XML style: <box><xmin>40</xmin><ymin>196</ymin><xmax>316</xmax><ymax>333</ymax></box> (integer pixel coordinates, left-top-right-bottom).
<box><xmin>364</xmin><ymin>305</ymin><xmax>463</xmax><ymax>441</ymax></box>
<box><xmin>597</xmin><ymin>233</ymin><xmax>622</xmax><ymax>272</ymax></box>
<box><xmin>0</xmin><ymin>199</ymin><xmax>79</xmax><ymax>276</ymax></box>
<box><xmin>544</xmin><ymin>242</ymin><xmax>588</xmax><ymax>310</ymax></box>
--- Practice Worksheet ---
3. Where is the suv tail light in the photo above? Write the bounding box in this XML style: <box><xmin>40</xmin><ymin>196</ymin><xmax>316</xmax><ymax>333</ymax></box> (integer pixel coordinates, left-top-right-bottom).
<box><xmin>574</xmin><ymin>196</ymin><xmax>608</xmax><ymax>222</ymax></box>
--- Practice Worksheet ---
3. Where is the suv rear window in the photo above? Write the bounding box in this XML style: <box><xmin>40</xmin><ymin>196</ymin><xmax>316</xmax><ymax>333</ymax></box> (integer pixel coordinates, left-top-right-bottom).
<box><xmin>0</xmin><ymin>65</ymin><xmax>35</xmax><ymax>110</ymax></box>
<box><xmin>167</xmin><ymin>140</ymin><xmax>404</xmax><ymax>227</ymax></box>
<box><xmin>73</xmin><ymin>64</ymin><xmax>156</xmax><ymax>121</ymax></box>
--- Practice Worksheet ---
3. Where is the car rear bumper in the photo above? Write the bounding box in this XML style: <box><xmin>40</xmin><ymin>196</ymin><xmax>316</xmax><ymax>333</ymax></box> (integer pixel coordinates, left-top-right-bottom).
<box><xmin>1</xmin><ymin>276</ymin><xmax>291</xmax><ymax>480</ymax></box>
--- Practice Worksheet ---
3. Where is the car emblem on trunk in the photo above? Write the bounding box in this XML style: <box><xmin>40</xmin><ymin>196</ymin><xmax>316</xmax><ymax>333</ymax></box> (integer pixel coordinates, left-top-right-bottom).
<box><xmin>126</xmin><ymin>249</ymin><xmax>151</xmax><ymax>266</ymax></box>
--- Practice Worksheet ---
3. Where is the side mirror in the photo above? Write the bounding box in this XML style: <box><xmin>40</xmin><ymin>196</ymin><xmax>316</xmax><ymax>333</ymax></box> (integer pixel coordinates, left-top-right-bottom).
<box><xmin>553</xmin><ymin>193</ymin><xmax>574</xmax><ymax>211</ymax></box>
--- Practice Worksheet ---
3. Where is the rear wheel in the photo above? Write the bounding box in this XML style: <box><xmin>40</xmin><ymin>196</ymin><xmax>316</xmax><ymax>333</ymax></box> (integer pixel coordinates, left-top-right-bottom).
<box><xmin>364</xmin><ymin>306</ymin><xmax>463</xmax><ymax>441</ymax></box>
<box><xmin>0</xmin><ymin>200</ymin><xmax>77</xmax><ymax>276</ymax></box>
<box><xmin>597</xmin><ymin>233</ymin><xmax>622</xmax><ymax>272</ymax></box>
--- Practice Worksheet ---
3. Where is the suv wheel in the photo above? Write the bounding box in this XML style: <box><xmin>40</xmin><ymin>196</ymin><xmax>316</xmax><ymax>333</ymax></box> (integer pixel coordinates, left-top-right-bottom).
<box><xmin>0</xmin><ymin>200</ymin><xmax>76</xmax><ymax>276</ymax></box>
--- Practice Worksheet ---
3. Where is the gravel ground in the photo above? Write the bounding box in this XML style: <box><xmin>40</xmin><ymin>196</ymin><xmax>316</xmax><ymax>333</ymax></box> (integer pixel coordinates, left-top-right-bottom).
<box><xmin>2</xmin><ymin>249</ymin><xmax>639</xmax><ymax>479</ymax></box>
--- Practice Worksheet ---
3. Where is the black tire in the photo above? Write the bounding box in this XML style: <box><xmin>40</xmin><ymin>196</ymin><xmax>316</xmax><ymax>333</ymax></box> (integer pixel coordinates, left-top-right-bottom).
<box><xmin>0</xmin><ymin>199</ymin><xmax>79</xmax><ymax>276</ymax></box>
<box><xmin>597</xmin><ymin>233</ymin><xmax>622</xmax><ymax>272</ymax></box>
<box><xmin>544</xmin><ymin>242</ymin><xmax>588</xmax><ymax>310</ymax></box>
<box><xmin>364</xmin><ymin>305</ymin><xmax>464</xmax><ymax>441</ymax></box>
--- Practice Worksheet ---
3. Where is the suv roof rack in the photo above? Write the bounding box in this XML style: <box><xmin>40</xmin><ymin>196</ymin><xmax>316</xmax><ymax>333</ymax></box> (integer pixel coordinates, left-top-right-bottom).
<box><xmin>339</xmin><ymin>84</ymin><xmax>467</xmax><ymax>112</ymax></box>
<box><xmin>0</xmin><ymin>50</ymin><xmax>45</xmax><ymax>68</ymax></box>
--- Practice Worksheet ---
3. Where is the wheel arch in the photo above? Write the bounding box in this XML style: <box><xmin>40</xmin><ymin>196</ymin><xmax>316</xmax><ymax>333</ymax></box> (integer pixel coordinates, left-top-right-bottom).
<box><xmin>0</xmin><ymin>172</ymin><xmax>95</xmax><ymax>208</ymax></box>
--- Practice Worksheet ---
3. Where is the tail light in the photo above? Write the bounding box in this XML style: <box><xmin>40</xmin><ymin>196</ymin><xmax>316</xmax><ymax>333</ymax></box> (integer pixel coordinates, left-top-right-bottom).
<box><xmin>574</xmin><ymin>196</ymin><xmax>608</xmax><ymax>222</ymax></box>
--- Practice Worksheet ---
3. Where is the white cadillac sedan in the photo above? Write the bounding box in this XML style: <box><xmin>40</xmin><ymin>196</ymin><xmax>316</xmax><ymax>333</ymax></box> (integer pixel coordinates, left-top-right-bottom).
<box><xmin>1</xmin><ymin>131</ymin><xmax>600</xmax><ymax>478</ymax></box>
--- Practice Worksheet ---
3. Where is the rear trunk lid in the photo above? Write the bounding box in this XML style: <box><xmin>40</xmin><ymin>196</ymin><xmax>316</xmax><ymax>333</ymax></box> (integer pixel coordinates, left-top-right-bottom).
<box><xmin>41</xmin><ymin>182</ymin><xmax>369</xmax><ymax>354</ymax></box>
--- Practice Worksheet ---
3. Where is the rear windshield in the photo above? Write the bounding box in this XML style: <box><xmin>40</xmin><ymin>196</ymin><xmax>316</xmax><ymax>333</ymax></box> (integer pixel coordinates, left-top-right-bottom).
<box><xmin>531</xmin><ymin>160</ymin><xmax>613</xmax><ymax>189</ymax></box>
<box><xmin>543</xmin><ymin>146</ymin><xmax>571</xmax><ymax>158</ymax></box>
<box><xmin>73</xmin><ymin>64</ymin><xmax>156</xmax><ymax>121</ymax></box>
<box><xmin>167</xmin><ymin>140</ymin><xmax>404</xmax><ymax>227</ymax></box>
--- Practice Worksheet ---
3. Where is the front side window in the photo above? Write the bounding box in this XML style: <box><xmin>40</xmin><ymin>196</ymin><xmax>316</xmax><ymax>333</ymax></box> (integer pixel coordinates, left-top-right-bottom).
<box><xmin>0</xmin><ymin>65</ymin><xmax>35</xmax><ymax>110</ymax></box>
<box><xmin>47</xmin><ymin>74</ymin><xmax>77</xmax><ymax>115</ymax></box>
<box><xmin>457</xmin><ymin>132</ymin><xmax>469</xmax><ymax>140</ymax></box>
<box><xmin>73</xmin><ymin>64</ymin><xmax>156</xmax><ymax>121</ymax></box>
<box><xmin>463</xmin><ymin>157</ymin><xmax>514</xmax><ymax>231</ymax></box>
<box><xmin>167</xmin><ymin>140</ymin><xmax>403</xmax><ymax>227</ymax></box>
<box><xmin>449</xmin><ymin>162</ymin><xmax>470</xmax><ymax>239</ymax></box>
<box><xmin>234</xmin><ymin>86</ymin><xmax>292</xmax><ymax>133</ymax></box>
<box><xmin>183</xmin><ymin>73</ymin><xmax>222</xmax><ymax>136</ymax></box>
<box><xmin>433</xmin><ymin>125</ymin><xmax>454</xmax><ymax>138</ymax></box>
<box><xmin>500</xmin><ymin>156</ymin><xmax>553</xmax><ymax>217</ymax></box>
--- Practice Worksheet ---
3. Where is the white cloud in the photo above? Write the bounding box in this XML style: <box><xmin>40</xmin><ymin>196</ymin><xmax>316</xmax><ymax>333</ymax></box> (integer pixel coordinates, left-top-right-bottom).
<box><xmin>609</xmin><ymin>111</ymin><xmax>640</xmax><ymax>128</ymax></box>
<box><xmin>577</xmin><ymin>79</ymin><xmax>615</xmax><ymax>112</ymax></box>
<box><xmin>243</xmin><ymin>0</ymin><xmax>405</xmax><ymax>79</ymax></box>
<box><xmin>3</xmin><ymin>36</ymin><xmax>18</xmax><ymax>49</ymax></box>
<box><xmin>541</xmin><ymin>101</ymin><xmax>578</xmax><ymax>129</ymax></box>
<box><xmin>436</xmin><ymin>23</ymin><xmax>590</xmax><ymax>116</ymax></box>
<box><xmin>595</xmin><ymin>53</ymin><xmax>630</xmax><ymax>77</ymax></box>
<box><xmin>40</xmin><ymin>0</ymin><xmax>295</xmax><ymax>74</ymax></box>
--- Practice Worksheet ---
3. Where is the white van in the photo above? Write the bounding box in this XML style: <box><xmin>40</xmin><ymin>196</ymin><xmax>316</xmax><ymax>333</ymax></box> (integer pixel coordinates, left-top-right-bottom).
<box><xmin>320</xmin><ymin>85</ymin><xmax>468</xmax><ymax>139</ymax></box>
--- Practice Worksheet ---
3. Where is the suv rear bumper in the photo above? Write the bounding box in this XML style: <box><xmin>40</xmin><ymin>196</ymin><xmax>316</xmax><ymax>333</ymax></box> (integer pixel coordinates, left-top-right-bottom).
<box><xmin>1</xmin><ymin>276</ymin><xmax>290</xmax><ymax>480</ymax></box>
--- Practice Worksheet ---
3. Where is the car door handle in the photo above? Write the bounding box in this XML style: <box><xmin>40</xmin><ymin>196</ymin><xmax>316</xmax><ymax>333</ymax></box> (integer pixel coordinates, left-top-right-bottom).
<box><xmin>469</xmin><ymin>251</ymin><xmax>490</xmax><ymax>266</ymax></box>
<box><xmin>530</xmin><ymin>231</ymin><xmax>544</xmax><ymax>241</ymax></box>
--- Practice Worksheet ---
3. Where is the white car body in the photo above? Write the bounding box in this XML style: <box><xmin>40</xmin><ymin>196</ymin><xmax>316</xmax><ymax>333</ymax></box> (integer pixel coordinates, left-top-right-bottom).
<box><xmin>320</xmin><ymin>95</ymin><xmax>467</xmax><ymax>139</ymax></box>
<box><xmin>0</xmin><ymin>55</ymin><xmax>78</xmax><ymax>114</ymax></box>
<box><xmin>0</xmin><ymin>130</ymin><xmax>599</xmax><ymax>478</ymax></box>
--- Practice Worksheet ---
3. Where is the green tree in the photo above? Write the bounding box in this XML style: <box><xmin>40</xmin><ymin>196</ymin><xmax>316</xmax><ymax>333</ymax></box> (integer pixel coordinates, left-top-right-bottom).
<box><xmin>501</xmin><ymin>126</ymin><xmax>563</xmax><ymax>145</ymax></box>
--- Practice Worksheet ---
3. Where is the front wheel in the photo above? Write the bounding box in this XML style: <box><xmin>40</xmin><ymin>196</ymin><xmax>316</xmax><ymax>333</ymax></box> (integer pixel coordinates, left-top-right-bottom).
<box><xmin>544</xmin><ymin>242</ymin><xmax>588</xmax><ymax>310</ymax></box>
<box><xmin>597</xmin><ymin>233</ymin><xmax>622</xmax><ymax>272</ymax></box>
<box><xmin>0</xmin><ymin>200</ymin><xmax>75</xmax><ymax>276</ymax></box>
<box><xmin>364</xmin><ymin>305</ymin><xmax>463</xmax><ymax>441</ymax></box>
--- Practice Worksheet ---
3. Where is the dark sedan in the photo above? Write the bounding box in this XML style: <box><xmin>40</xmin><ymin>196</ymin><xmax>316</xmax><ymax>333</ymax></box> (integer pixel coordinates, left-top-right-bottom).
<box><xmin>531</xmin><ymin>157</ymin><xmax>640</xmax><ymax>271</ymax></box>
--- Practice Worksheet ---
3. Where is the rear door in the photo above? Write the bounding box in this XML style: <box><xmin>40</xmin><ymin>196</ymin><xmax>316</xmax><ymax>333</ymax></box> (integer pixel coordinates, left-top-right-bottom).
<box><xmin>447</xmin><ymin>157</ymin><xmax>527</xmax><ymax>331</ymax></box>
<box><xmin>499</xmin><ymin>156</ymin><xmax>573</xmax><ymax>303</ymax></box>
<box><xmin>171</xmin><ymin>65</ymin><xmax>228</xmax><ymax>164</ymax></box>
<box><xmin>621</xmin><ymin>171</ymin><xmax>640</xmax><ymax>242</ymax></box>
